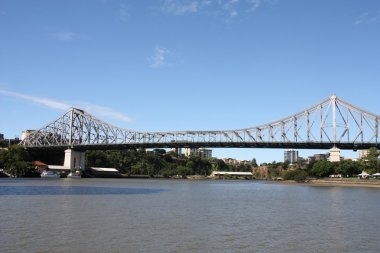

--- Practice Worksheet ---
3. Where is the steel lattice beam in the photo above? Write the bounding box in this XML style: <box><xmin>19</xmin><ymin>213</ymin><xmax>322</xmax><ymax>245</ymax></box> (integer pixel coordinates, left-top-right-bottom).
<box><xmin>20</xmin><ymin>95</ymin><xmax>380</xmax><ymax>150</ymax></box>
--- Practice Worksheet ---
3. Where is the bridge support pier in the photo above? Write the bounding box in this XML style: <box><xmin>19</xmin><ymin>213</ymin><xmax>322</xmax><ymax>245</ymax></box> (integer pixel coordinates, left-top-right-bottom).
<box><xmin>329</xmin><ymin>147</ymin><xmax>341</xmax><ymax>162</ymax></box>
<box><xmin>64</xmin><ymin>149</ymin><xmax>85</xmax><ymax>170</ymax></box>
<box><xmin>172</xmin><ymin>148</ymin><xmax>182</xmax><ymax>156</ymax></box>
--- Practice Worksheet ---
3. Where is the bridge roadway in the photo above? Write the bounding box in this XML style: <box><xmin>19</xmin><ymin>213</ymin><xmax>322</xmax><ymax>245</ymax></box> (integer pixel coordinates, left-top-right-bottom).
<box><xmin>25</xmin><ymin>141</ymin><xmax>380</xmax><ymax>151</ymax></box>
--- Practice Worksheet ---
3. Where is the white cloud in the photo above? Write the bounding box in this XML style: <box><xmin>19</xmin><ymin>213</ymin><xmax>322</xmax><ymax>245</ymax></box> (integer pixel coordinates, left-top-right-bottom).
<box><xmin>162</xmin><ymin>0</ymin><xmax>199</xmax><ymax>15</ymax></box>
<box><xmin>149</xmin><ymin>46</ymin><xmax>170</xmax><ymax>68</ymax></box>
<box><xmin>0</xmin><ymin>89</ymin><xmax>132</xmax><ymax>123</ymax></box>
<box><xmin>55</xmin><ymin>31</ymin><xmax>75</xmax><ymax>41</ymax></box>
<box><xmin>355</xmin><ymin>11</ymin><xmax>380</xmax><ymax>25</ymax></box>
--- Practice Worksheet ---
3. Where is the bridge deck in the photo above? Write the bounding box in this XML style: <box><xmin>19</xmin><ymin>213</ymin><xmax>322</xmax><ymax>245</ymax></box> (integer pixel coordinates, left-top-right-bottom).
<box><xmin>25</xmin><ymin>142</ymin><xmax>380</xmax><ymax>151</ymax></box>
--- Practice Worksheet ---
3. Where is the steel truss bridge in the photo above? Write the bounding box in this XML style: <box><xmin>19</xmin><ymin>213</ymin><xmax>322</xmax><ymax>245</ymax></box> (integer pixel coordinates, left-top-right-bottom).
<box><xmin>21</xmin><ymin>95</ymin><xmax>379</xmax><ymax>151</ymax></box>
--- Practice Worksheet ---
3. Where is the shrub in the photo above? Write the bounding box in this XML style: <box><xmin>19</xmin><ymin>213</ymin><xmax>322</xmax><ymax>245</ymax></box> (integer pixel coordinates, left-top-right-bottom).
<box><xmin>283</xmin><ymin>170</ymin><xmax>308</xmax><ymax>182</ymax></box>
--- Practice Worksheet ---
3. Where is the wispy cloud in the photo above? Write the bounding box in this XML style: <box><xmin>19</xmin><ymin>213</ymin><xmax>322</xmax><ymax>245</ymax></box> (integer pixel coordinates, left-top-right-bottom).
<box><xmin>222</xmin><ymin>0</ymin><xmax>240</xmax><ymax>18</ymax></box>
<box><xmin>148</xmin><ymin>46</ymin><xmax>170</xmax><ymax>68</ymax></box>
<box><xmin>248</xmin><ymin>0</ymin><xmax>261</xmax><ymax>12</ymax></box>
<box><xmin>161</xmin><ymin>0</ymin><xmax>273</xmax><ymax>18</ymax></box>
<box><xmin>80</xmin><ymin>103</ymin><xmax>132</xmax><ymax>123</ymax></box>
<box><xmin>230</xmin><ymin>10</ymin><xmax>238</xmax><ymax>18</ymax></box>
<box><xmin>0</xmin><ymin>89</ymin><xmax>132</xmax><ymax>123</ymax></box>
<box><xmin>355</xmin><ymin>11</ymin><xmax>380</xmax><ymax>25</ymax></box>
<box><xmin>54</xmin><ymin>31</ymin><xmax>75</xmax><ymax>41</ymax></box>
<box><xmin>0</xmin><ymin>89</ymin><xmax>71</xmax><ymax>110</ymax></box>
<box><xmin>119</xmin><ymin>3</ymin><xmax>128</xmax><ymax>21</ymax></box>
<box><xmin>162</xmin><ymin>0</ymin><xmax>199</xmax><ymax>16</ymax></box>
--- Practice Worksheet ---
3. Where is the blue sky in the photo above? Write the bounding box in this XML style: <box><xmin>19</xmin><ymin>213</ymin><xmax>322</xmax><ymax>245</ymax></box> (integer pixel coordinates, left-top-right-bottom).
<box><xmin>0</xmin><ymin>0</ymin><xmax>379</xmax><ymax>163</ymax></box>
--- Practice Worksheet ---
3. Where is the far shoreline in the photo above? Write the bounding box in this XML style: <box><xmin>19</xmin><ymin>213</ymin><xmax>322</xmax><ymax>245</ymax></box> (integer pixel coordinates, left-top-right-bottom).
<box><xmin>3</xmin><ymin>175</ymin><xmax>380</xmax><ymax>188</ymax></box>
<box><xmin>268</xmin><ymin>178</ymin><xmax>380</xmax><ymax>188</ymax></box>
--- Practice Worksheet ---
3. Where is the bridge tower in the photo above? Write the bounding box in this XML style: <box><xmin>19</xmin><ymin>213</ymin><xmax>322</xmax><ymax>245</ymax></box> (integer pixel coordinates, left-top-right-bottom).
<box><xmin>64</xmin><ymin>149</ymin><xmax>85</xmax><ymax>170</ymax></box>
<box><xmin>328</xmin><ymin>96</ymin><xmax>341</xmax><ymax>162</ymax></box>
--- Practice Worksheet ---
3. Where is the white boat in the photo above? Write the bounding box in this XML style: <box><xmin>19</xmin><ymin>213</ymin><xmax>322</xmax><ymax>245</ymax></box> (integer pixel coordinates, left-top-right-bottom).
<box><xmin>67</xmin><ymin>171</ymin><xmax>81</xmax><ymax>178</ymax></box>
<box><xmin>41</xmin><ymin>170</ymin><xmax>60</xmax><ymax>178</ymax></box>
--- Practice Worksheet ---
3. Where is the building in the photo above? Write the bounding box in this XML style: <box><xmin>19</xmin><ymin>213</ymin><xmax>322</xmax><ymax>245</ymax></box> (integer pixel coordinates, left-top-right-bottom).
<box><xmin>0</xmin><ymin>133</ymin><xmax>4</xmax><ymax>140</ymax></box>
<box><xmin>308</xmin><ymin>153</ymin><xmax>329</xmax><ymax>162</ymax></box>
<box><xmin>185</xmin><ymin>148</ymin><xmax>212</xmax><ymax>158</ymax></box>
<box><xmin>90</xmin><ymin>167</ymin><xmax>122</xmax><ymax>178</ymax></box>
<box><xmin>198</xmin><ymin>148</ymin><xmax>212</xmax><ymax>158</ymax></box>
<box><xmin>284</xmin><ymin>149</ymin><xmax>299</xmax><ymax>163</ymax></box>
<box><xmin>171</xmin><ymin>148</ymin><xmax>182</xmax><ymax>156</ymax></box>
<box><xmin>359</xmin><ymin>150</ymin><xmax>369</xmax><ymax>159</ymax></box>
<box><xmin>210</xmin><ymin>171</ymin><xmax>253</xmax><ymax>178</ymax></box>
<box><xmin>307</xmin><ymin>150</ymin><xmax>344</xmax><ymax>163</ymax></box>
<box><xmin>222</xmin><ymin>158</ymin><xmax>250</xmax><ymax>166</ymax></box>
<box><xmin>185</xmin><ymin>148</ymin><xmax>197</xmax><ymax>157</ymax></box>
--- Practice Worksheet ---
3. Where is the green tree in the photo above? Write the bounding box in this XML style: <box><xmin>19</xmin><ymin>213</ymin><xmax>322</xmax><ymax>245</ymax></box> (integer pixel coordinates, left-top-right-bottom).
<box><xmin>282</xmin><ymin>161</ymin><xmax>290</xmax><ymax>170</ymax></box>
<box><xmin>0</xmin><ymin>140</ymin><xmax>9</xmax><ymax>148</ymax></box>
<box><xmin>216</xmin><ymin>159</ymin><xmax>229</xmax><ymax>171</ymax></box>
<box><xmin>86</xmin><ymin>150</ymin><xmax>110</xmax><ymax>168</ymax></box>
<box><xmin>250</xmin><ymin>158</ymin><xmax>258</xmax><ymax>167</ymax></box>
<box><xmin>366</xmin><ymin>147</ymin><xmax>380</xmax><ymax>172</ymax></box>
<box><xmin>0</xmin><ymin>145</ymin><xmax>34</xmax><ymax>177</ymax></box>
<box><xmin>85</xmin><ymin>149</ymin><xmax>216</xmax><ymax>177</ymax></box>
<box><xmin>283</xmin><ymin>169</ymin><xmax>308</xmax><ymax>182</ymax></box>
<box><xmin>177</xmin><ymin>165</ymin><xmax>192</xmax><ymax>178</ymax></box>
<box><xmin>153</xmin><ymin>149</ymin><xmax>166</xmax><ymax>155</ymax></box>
<box><xmin>310</xmin><ymin>160</ymin><xmax>335</xmax><ymax>178</ymax></box>
<box><xmin>336</xmin><ymin>160</ymin><xmax>361</xmax><ymax>177</ymax></box>
<box><xmin>186</xmin><ymin>156</ymin><xmax>211</xmax><ymax>175</ymax></box>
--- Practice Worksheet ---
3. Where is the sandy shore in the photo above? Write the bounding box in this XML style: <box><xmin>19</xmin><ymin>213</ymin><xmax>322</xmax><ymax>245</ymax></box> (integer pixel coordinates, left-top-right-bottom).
<box><xmin>187</xmin><ymin>176</ymin><xmax>380</xmax><ymax>188</ymax></box>
<box><xmin>272</xmin><ymin>179</ymin><xmax>380</xmax><ymax>188</ymax></box>
<box><xmin>121</xmin><ymin>175</ymin><xmax>380</xmax><ymax>188</ymax></box>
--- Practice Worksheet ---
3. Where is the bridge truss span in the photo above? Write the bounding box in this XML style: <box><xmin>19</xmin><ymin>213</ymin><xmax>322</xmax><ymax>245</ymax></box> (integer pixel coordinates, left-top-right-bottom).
<box><xmin>21</xmin><ymin>95</ymin><xmax>379</xmax><ymax>150</ymax></box>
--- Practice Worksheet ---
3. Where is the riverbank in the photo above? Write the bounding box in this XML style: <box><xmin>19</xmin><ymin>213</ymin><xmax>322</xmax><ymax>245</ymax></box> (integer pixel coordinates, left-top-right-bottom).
<box><xmin>4</xmin><ymin>173</ymin><xmax>380</xmax><ymax>188</ymax></box>
<box><xmin>310</xmin><ymin>178</ymin><xmax>380</xmax><ymax>188</ymax></box>
<box><xmin>175</xmin><ymin>176</ymin><xmax>380</xmax><ymax>188</ymax></box>
<box><xmin>273</xmin><ymin>178</ymin><xmax>380</xmax><ymax>188</ymax></box>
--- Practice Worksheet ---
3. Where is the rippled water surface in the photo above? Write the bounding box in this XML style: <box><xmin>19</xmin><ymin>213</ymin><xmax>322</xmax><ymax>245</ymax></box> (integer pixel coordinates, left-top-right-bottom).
<box><xmin>1</xmin><ymin>178</ymin><xmax>380</xmax><ymax>253</ymax></box>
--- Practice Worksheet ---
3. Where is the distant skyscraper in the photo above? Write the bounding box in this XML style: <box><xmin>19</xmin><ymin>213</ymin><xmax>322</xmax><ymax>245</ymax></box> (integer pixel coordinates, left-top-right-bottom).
<box><xmin>284</xmin><ymin>149</ymin><xmax>298</xmax><ymax>163</ymax></box>
<box><xmin>185</xmin><ymin>148</ymin><xmax>198</xmax><ymax>157</ymax></box>
<box><xmin>171</xmin><ymin>148</ymin><xmax>182</xmax><ymax>155</ymax></box>
<box><xmin>185</xmin><ymin>148</ymin><xmax>212</xmax><ymax>158</ymax></box>
<box><xmin>198</xmin><ymin>148</ymin><xmax>212</xmax><ymax>158</ymax></box>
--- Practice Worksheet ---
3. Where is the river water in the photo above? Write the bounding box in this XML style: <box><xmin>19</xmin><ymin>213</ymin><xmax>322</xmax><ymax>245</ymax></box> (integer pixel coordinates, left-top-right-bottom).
<box><xmin>1</xmin><ymin>178</ymin><xmax>379</xmax><ymax>253</ymax></box>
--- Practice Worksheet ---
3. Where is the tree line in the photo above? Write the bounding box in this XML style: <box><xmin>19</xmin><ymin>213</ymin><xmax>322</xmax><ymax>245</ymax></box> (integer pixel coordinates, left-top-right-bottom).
<box><xmin>270</xmin><ymin>148</ymin><xmax>380</xmax><ymax>182</ymax></box>
<box><xmin>0</xmin><ymin>146</ymin><xmax>253</xmax><ymax>178</ymax></box>
<box><xmin>1</xmin><ymin>145</ymin><xmax>378</xmax><ymax>180</ymax></box>
<box><xmin>86</xmin><ymin>149</ymin><xmax>252</xmax><ymax>178</ymax></box>
<box><xmin>0</xmin><ymin>145</ymin><xmax>38</xmax><ymax>177</ymax></box>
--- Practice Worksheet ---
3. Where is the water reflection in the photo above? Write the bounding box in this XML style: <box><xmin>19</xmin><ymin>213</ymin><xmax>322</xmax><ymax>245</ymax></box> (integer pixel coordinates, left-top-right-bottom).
<box><xmin>0</xmin><ymin>186</ymin><xmax>165</xmax><ymax>195</ymax></box>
